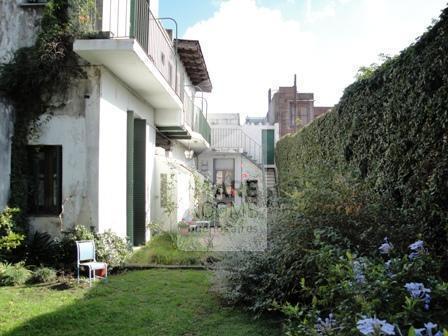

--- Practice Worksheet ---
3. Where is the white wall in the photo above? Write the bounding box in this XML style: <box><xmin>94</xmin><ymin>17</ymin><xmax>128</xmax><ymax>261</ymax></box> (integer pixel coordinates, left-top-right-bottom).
<box><xmin>29</xmin><ymin>68</ymin><xmax>101</xmax><ymax>236</ymax></box>
<box><xmin>151</xmin><ymin>141</ymin><xmax>202</xmax><ymax>231</ymax></box>
<box><xmin>98</xmin><ymin>68</ymin><xmax>156</xmax><ymax>237</ymax></box>
<box><xmin>197</xmin><ymin>151</ymin><xmax>263</xmax><ymax>206</ymax></box>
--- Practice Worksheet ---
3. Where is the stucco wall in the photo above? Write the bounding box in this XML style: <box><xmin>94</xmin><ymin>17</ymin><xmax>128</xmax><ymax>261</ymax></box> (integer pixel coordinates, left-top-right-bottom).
<box><xmin>28</xmin><ymin>67</ymin><xmax>101</xmax><ymax>236</ymax></box>
<box><xmin>151</xmin><ymin>143</ymin><xmax>201</xmax><ymax>231</ymax></box>
<box><xmin>0</xmin><ymin>0</ymin><xmax>44</xmax><ymax>211</ymax></box>
<box><xmin>98</xmin><ymin>68</ymin><xmax>156</xmax><ymax>237</ymax></box>
<box><xmin>197</xmin><ymin>152</ymin><xmax>264</xmax><ymax>206</ymax></box>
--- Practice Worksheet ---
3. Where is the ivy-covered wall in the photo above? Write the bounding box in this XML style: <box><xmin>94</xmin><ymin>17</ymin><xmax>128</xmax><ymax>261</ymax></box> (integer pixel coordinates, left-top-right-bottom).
<box><xmin>276</xmin><ymin>7</ymin><xmax>448</xmax><ymax>251</ymax></box>
<box><xmin>0</xmin><ymin>0</ymin><xmax>45</xmax><ymax>210</ymax></box>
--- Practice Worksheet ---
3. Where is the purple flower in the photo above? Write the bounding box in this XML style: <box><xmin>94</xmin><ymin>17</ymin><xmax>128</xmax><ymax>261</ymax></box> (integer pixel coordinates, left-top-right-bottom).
<box><xmin>379</xmin><ymin>238</ymin><xmax>393</xmax><ymax>255</ymax></box>
<box><xmin>316</xmin><ymin>313</ymin><xmax>337</xmax><ymax>335</ymax></box>
<box><xmin>405</xmin><ymin>283</ymin><xmax>432</xmax><ymax>310</ymax></box>
<box><xmin>409</xmin><ymin>240</ymin><xmax>424</xmax><ymax>250</ymax></box>
<box><xmin>409</xmin><ymin>240</ymin><xmax>426</xmax><ymax>260</ymax></box>
<box><xmin>357</xmin><ymin>317</ymin><xmax>395</xmax><ymax>335</ymax></box>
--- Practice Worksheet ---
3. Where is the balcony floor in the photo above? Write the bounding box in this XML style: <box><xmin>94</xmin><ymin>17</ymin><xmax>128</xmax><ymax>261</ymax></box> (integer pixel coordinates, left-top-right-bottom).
<box><xmin>74</xmin><ymin>38</ymin><xmax>183</xmax><ymax>118</ymax></box>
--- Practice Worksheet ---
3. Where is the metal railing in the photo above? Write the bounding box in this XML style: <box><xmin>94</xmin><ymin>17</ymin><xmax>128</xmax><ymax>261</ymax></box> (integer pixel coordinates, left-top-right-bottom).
<box><xmin>211</xmin><ymin>128</ymin><xmax>263</xmax><ymax>165</ymax></box>
<box><xmin>100</xmin><ymin>0</ymin><xmax>184</xmax><ymax>99</ymax></box>
<box><xmin>193</xmin><ymin>106</ymin><xmax>211</xmax><ymax>144</ymax></box>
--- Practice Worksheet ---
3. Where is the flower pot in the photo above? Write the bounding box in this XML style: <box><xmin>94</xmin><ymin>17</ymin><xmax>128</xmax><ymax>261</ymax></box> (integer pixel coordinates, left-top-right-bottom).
<box><xmin>95</xmin><ymin>268</ymin><xmax>106</xmax><ymax>278</ymax></box>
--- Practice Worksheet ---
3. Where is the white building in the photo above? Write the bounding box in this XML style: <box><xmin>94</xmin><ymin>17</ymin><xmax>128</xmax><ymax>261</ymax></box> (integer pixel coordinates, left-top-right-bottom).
<box><xmin>198</xmin><ymin>113</ymin><xmax>279</xmax><ymax>206</ymax></box>
<box><xmin>0</xmin><ymin>0</ymin><xmax>213</xmax><ymax>246</ymax></box>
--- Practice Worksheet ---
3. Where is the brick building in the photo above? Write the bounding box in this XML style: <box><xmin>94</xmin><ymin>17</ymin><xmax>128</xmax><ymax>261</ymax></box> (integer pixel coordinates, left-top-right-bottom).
<box><xmin>266</xmin><ymin>84</ymin><xmax>332</xmax><ymax>137</ymax></box>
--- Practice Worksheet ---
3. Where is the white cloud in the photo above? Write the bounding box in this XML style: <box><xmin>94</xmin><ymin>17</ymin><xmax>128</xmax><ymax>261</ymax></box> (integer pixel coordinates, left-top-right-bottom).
<box><xmin>185</xmin><ymin>0</ymin><xmax>314</xmax><ymax>117</ymax></box>
<box><xmin>184</xmin><ymin>0</ymin><xmax>446</xmax><ymax>118</ymax></box>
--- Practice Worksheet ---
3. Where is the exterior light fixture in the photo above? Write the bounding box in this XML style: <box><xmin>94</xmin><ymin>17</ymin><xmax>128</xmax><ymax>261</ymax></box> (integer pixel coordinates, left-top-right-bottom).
<box><xmin>184</xmin><ymin>149</ymin><xmax>194</xmax><ymax>160</ymax></box>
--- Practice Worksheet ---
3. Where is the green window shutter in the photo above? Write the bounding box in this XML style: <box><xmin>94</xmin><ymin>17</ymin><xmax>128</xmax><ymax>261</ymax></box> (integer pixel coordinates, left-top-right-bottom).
<box><xmin>126</xmin><ymin>111</ymin><xmax>134</xmax><ymax>245</ymax></box>
<box><xmin>133</xmin><ymin>118</ymin><xmax>147</xmax><ymax>246</ymax></box>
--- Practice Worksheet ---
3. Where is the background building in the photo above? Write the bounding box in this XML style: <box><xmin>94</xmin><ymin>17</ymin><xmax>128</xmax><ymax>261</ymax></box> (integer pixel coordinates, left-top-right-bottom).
<box><xmin>266</xmin><ymin>76</ymin><xmax>332</xmax><ymax>137</ymax></box>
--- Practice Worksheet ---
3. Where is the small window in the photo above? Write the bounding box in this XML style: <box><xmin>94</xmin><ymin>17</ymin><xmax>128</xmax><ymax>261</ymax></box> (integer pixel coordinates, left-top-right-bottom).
<box><xmin>289</xmin><ymin>101</ymin><xmax>296</xmax><ymax>127</ymax></box>
<box><xmin>27</xmin><ymin>145</ymin><xmax>62</xmax><ymax>215</ymax></box>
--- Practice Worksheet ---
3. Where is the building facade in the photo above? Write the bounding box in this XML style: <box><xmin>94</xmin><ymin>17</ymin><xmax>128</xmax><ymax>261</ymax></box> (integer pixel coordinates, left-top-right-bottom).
<box><xmin>198</xmin><ymin>113</ymin><xmax>279</xmax><ymax>206</ymax></box>
<box><xmin>266</xmin><ymin>86</ymin><xmax>332</xmax><ymax>138</ymax></box>
<box><xmin>0</xmin><ymin>0</ymin><xmax>212</xmax><ymax>245</ymax></box>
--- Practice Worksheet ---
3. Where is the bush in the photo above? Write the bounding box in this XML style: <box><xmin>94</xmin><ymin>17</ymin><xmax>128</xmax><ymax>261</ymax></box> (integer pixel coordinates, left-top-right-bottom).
<box><xmin>23</xmin><ymin>231</ymin><xmax>59</xmax><ymax>267</ymax></box>
<box><xmin>0</xmin><ymin>262</ymin><xmax>31</xmax><ymax>286</ymax></box>
<box><xmin>95</xmin><ymin>230</ymin><xmax>132</xmax><ymax>268</ymax></box>
<box><xmin>0</xmin><ymin>207</ymin><xmax>24</xmax><ymax>256</ymax></box>
<box><xmin>57</xmin><ymin>226</ymin><xmax>131</xmax><ymax>270</ymax></box>
<box><xmin>276</xmin><ymin>6</ymin><xmax>448</xmax><ymax>257</ymax></box>
<box><xmin>30</xmin><ymin>267</ymin><xmax>57</xmax><ymax>284</ymax></box>
<box><xmin>279</xmin><ymin>236</ymin><xmax>448</xmax><ymax>335</ymax></box>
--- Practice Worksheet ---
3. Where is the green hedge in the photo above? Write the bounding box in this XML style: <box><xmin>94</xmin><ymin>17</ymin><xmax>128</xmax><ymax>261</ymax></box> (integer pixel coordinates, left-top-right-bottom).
<box><xmin>276</xmin><ymin>7</ymin><xmax>448</xmax><ymax>253</ymax></box>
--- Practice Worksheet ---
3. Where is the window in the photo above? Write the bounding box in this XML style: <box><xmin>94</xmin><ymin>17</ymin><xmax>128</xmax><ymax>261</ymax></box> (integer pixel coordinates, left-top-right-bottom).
<box><xmin>27</xmin><ymin>146</ymin><xmax>62</xmax><ymax>215</ymax></box>
<box><xmin>214</xmin><ymin>159</ymin><xmax>235</xmax><ymax>200</ymax></box>
<box><xmin>289</xmin><ymin>101</ymin><xmax>296</xmax><ymax>127</ymax></box>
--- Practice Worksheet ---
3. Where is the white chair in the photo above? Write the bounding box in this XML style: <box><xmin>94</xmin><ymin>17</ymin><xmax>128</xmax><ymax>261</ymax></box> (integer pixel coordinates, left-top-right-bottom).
<box><xmin>76</xmin><ymin>240</ymin><xmax>108</xmax><ymax>287</ymax></box>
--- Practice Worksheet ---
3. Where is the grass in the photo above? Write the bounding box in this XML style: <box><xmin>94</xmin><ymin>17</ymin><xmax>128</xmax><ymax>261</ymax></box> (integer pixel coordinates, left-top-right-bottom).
<box><xmin>127</xmin><ymin>232</ymin><xmax>211</xmax><ymax>265</ymax></box>
<box><xmin>0</xmin><ymin>269</ymin><xmax>280</xmax><ymax>335</ymax></box>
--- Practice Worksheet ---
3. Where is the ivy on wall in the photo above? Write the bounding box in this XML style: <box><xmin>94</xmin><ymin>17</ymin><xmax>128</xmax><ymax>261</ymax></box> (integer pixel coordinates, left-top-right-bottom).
<box><xmin>0</xmin><ymin>0</ymin><xmax>96</xmax><ymax>228</ymax></box>
<box><xmin>276</xmin><ymin>6</ymin><xmax>448</xmax><ymax>254</ymax></box>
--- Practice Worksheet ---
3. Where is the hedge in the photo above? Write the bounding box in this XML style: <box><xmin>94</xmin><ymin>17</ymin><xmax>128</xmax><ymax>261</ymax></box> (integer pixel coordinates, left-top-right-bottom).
<box><xmin>276</xmin><ymin>6</ymin><xmax>448</xmax><ymax>254</ymax></box>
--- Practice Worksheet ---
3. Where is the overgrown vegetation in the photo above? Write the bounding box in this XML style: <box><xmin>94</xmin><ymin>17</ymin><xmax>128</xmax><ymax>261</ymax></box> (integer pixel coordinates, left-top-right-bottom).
<box><xmin>276</xmin><ymin>6</ymin><xmax>448</xmax><ymax>258</ymax></box>
<box><xmin>0</xmin><ymin>0</ymin><xmax>89</xmax><ymax>223</ymax></box>
<box><xmin>216</xmin><ymin>5</ymin><xmax>448</xmax><ymax>335</ymax></box>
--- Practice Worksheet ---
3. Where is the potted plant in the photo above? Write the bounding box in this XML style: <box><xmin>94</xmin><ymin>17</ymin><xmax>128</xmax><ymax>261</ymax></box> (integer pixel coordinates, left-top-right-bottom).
<box><xmin>178</xmin><ymin>221</ymin><xmax>189</xmax><ymax>236</ymax></box>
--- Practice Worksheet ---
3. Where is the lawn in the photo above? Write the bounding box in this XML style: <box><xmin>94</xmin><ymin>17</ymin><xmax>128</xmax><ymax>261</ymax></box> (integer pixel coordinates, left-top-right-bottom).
<box><xmin>0</xmin><ymin>269</ymin><xmax>280</xmax><ymax>336</ymax></box>
<box><xmin>127</xmin><ymin>233</ymin><xmax>212</xmax><ymax>265</ymax></box>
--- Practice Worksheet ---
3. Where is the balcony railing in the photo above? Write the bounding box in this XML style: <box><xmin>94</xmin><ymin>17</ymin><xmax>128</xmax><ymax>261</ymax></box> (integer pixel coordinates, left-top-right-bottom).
<box><xmin>184</xmin><ymin>94</ymin><xmax>211</xmax><ymax>144</ymax></box>
<box><xmin>193</xmin><ymin>106</ymin><xmax>211</xmax><ymax>144</ymax></box>
<box><xmin>100</xmin><ymin>0</ymin><xmax>184</xmax><ymax>99</ymax></box>
<box><xmin>211</xmin><ymin>128</ymin><xmax>263</xmax><ymax>166</ymax></box>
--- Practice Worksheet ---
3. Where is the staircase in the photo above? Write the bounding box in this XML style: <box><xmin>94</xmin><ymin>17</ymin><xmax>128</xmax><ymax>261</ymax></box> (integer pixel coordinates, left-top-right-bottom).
<box><xmin>265</xmin><ymin>168</ymin><xmax>276</xmax><ymax>190</ymax></box>
<box><xmin>211</xmin><ymin>127</ymin><xmax>263</xmax><ymax>168</ymax></box>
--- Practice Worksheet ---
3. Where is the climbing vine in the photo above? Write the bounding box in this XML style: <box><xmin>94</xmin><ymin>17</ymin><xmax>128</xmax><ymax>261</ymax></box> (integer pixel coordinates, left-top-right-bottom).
<box><xmin>0</xmin><ymin>0</ymin><xmax>96</xmax><ymax>228</ymax></box>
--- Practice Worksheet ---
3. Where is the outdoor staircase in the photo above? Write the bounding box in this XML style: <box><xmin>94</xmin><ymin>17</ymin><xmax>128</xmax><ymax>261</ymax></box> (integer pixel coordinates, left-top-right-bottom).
<box><xmin>210</xmin><ymin>127</ymin><xmax>263</xmax><ymax>167</ymax></box>
<box><xmin>265</xmin><ymin>168</ymin><xmax>277</xmax><ymax>190</ymax></box>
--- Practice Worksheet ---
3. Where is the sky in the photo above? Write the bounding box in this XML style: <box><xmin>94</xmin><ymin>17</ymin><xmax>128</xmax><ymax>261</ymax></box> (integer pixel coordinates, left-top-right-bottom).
<box><xmin>160</xmin><ymin>0</ymin><xmax>447</xmax><ymax>118</ymax></box>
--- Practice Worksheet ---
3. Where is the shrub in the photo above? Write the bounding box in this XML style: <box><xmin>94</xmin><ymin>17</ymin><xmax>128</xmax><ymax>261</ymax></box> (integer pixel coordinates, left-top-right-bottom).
<box><xmin>23</xmin><ymin>231</ymin><xmax>59</xmax><ymax>267</ymax></box>
<box><xmin>276</xmin><ymin>6</ymin><xmax>448</xmax><ymax>258</ymax></box>
<box><xmin>0</xmin><ymin>262</ymin><xmax>31</xmax><ymax>286</ymax></box>
<box><xmin>30</xmin><ymin>267</ymin><xmax>57</xmax><ymax>284</ymax></box>
<box><xmin>95</xmin><ymin>230</ymin><xmax>132</xmax><ymax>268</ymax></box>
<box><xmin>0</xmin><ymin>207</ymin><xmax>24</xmax><ymax>256</ymax></box>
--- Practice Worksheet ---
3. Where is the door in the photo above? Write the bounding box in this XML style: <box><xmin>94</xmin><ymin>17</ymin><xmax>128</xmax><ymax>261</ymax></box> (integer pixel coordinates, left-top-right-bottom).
<box><xmin>262</xmin><ymin>129</ymin><xmax>275</xmax><ymax>165</ymax></box>
<box><xmin>133</xmin><ymin>118</ymin><xmax>147</xmax><ymax>246</ymax></box>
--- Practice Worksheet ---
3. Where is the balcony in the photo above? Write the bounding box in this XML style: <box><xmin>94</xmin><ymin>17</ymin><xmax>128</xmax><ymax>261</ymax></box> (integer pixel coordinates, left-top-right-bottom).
<box><xmin>73</xmin><ymin>0</ymin><xmax>186</xmax><ymax>126</ymax></box>
<box><xmin>159</xmin><ymin>94</ymin><xmax>211</xmax><ymax>152</ymax></box>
